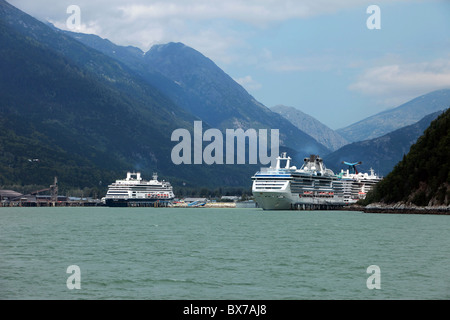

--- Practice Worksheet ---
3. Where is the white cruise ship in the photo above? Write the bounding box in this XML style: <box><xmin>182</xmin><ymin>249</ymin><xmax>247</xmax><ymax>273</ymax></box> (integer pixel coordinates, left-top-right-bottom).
<box><xmin>338</xmin><ymin>162</ymin><xmax>382</xmax><ymax>204</ymax></box>
<box><xmin>103</xmin><ymin>172</ymin><xmax>175</xmax><ymax>207</ymax></box>
<box><xmin>251</xmin><ymin>153</ymin><xmax>381</xmax><ymax>210</ymax></box>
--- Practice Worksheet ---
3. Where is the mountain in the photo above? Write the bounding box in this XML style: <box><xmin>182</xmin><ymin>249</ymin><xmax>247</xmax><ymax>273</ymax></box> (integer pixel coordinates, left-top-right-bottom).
<box><xmin>323</xmin><ymin>110</ymin><xmax>444</xmax><ymax>177</ymax></box>
<box><xmin>0</xmin><ymin>0</ymin><xmax>193</xmax><ymax>188</ymax></box>
<box><xmin>271</xmin><ymin>105</ymin><xmax>349</xmax><ymax>151</ymax></box>
<box><xmin>362</xmin><ymin>108</ymin><xmax>450</xmax><ymax>206</ymax></box>
<box><xmin>0</xmin><ymin>0</ymin><xmax>257</xmax><ymax>191</ymax></box>
<box><xmin>1</xmin><ymin>0</ymin><xmax>325</xmax><ymax>194</ymax></box>
<box><xmin>337</xmin><ymin>89</ymin><xmax>450</xmax><ymax>142</ymax></box>
<box><xmin>61</xmin><ymin>32</ymin><xmax>330</xmax><ymax>156</ymax></box>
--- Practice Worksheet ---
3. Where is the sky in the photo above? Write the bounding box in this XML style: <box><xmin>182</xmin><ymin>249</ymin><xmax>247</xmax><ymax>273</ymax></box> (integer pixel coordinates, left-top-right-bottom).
<box><xmin>7</xmin><ymin>0</ymin><xmax>450</xmax><ymax>129</ymax></box>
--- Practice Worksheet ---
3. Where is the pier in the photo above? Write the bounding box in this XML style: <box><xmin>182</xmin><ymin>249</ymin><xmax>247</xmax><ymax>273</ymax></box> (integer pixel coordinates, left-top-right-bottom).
<box><xmin>290</xmin><ymin>203</ymin><xmax>347</xmax><ymax>210</ymax></box>
<box><xmin>1</xmin><ymin>198</ymin><xmax>103</xmax><ymax>207</ymax></box>
<box><xmin>125</xmin><ymin>200</ymin><xmax>172</xmax><ymax>208</ymax></box>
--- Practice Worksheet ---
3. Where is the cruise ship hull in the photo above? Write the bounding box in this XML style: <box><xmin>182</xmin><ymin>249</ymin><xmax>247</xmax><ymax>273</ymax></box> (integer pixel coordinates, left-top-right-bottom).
<box><xmin>103</xmin><ymin>172</ymin><xmax>175</xmax><ymax>207</ymax></box>
<box><xmin>252</xmin><ymin>154</ymin><xmax>381</xmax><ymax>210</ymax></box>
<box><xmin>253</xmin><ymin>190</ymin><xmax>344</xmax><ymax>210</ymax></box>
<box><xmin>253</xmin><ymin>191</ymin><xmax>293</xmax><ymax>210</ymax></box>
<box><xmin>105</xmin><ymin>198</ymin><xmax>174</xmax><ymax>207</ymax></box>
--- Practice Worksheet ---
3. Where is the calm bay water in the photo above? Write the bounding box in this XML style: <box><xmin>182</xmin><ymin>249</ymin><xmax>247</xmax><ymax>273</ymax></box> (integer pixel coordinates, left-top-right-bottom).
<box><xmin>0</xmin><ymin>207</ymin><xmax>449</xmax><ymax>300</ymax></box>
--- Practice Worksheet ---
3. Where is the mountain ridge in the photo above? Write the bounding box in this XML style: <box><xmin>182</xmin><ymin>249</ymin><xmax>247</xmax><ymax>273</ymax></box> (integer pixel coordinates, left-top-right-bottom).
<box><xmin>0</xmin><ymin>0</ymin><xmax>326</xmax><ymax>193</ymax></box>
<box><xmin>337</xmin><ymin>89</ymin><xmax>450</xmax><ymax>142</ymax></box>
<box><xmin>323</xmin><ymin>110</ymin><xmax>444</xmax><ymax>176</ymax></box>
<box><xmin>2</xmin><ymin>0</ymin><xmax>448</xmax><ymax>195</ymax></box>
<box><xmin>60</xmin><ymin>30</ymin><xmax>330</xmax><ymax>156</ymax></box>
<box><xmin>0</xmin><ymin>0</ymin><xmax>255</xmax><ymax>191</ymax></box>
<box><xmin>271</xmin><ymin>105</ymin><xmax>349</xmax><ymax>151</ymax></box>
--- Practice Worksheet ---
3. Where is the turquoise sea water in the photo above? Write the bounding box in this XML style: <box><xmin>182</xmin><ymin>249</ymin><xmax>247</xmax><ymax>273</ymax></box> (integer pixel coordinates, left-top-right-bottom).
<box><xmin>0</xmin><ymin>207</ymin><xmax>449</xmax><ymax>300</ymax></box>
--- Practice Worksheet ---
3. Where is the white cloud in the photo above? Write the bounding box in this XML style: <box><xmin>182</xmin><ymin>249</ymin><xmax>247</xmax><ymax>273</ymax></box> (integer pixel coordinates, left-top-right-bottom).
<box><xmin>234</xmin><ymin>75</ymin><xmax>262</xmax><ymax>91</ymax></box>
<box><xmin>48</xmin><ymin>19</ymin><xmax>102</xmax><ymax>36</ymax></box>
<box><xmin>115</xmin><ymin>0</ymin><xmax>357</xmax><ymax>25</ymax></box>
<box><xmin>349</xmin><ymin>58</ymin><xmax>450</xmax><ymax>106</ymax></box>
<box><xmin>7</xmin><ymin>0</ymin><xmax>395</xmax><ymax>51</ymax></box>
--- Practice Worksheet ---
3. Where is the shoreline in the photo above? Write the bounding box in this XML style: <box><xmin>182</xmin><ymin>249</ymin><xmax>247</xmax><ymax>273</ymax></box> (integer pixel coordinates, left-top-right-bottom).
<box><xmin>2</xmin><ymin>201</ymin><xmax>449</xmax><ymax>215</ymax></box>
<box><xmin>344</xmin><ymin>203</ymin><xmax>450</xmax><ymax>215</ymax></box>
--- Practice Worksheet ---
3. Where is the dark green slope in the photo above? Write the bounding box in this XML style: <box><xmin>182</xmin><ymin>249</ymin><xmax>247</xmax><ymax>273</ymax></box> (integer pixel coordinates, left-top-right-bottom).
<box><xmin>363</xmin><ymin>108</ymin><xmax>450</xmax><ymax>206</ymax></box>
<box><xmin>0</xmin><ymin>0</ymin><xmax>258</xmax><ymax>191</ymax></box>
<box><xmin>0</xmin><ymin>19</ymin><xmax>183</xmax><ymax>189</ymax></box>
<box><xmin>1</xmin><ymin>0</ymin><xmax>295</xmax><ymax>192</ymax></box>
<box><xmin>0</xmin><ymin>0</ymin><xmax>195</xmax><ymax>127</ymax></box>
<box><xmin>0</xmin><ymin>115</ymin><xmax>122</xmax><ymax>188</ymax></box>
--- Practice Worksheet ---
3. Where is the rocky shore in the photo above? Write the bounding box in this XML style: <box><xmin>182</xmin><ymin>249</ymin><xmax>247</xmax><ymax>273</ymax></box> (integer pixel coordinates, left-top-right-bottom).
<box><xmin>359</xmin><ymin>202</ymin><xmax>450</xmax><ymax>215</ymax></box>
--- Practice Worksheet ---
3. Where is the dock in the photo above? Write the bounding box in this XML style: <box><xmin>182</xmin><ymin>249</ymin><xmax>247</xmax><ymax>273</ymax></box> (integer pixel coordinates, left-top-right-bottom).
<box><xmin>290</xmin><ymin>203</ymin><xmax>347</xmax><ymax>210</ymax></box>
<box><xmin>1</xmin><ymin>198</ymin><xmax>103</xmax><ymax>207</ymax></box>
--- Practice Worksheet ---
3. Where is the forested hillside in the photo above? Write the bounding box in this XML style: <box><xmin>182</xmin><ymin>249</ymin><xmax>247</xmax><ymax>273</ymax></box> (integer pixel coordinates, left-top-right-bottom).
<box><xmin>362</xmin><ymin>108</ymin><xmax>450</xmax><ymax>206</ymax></box>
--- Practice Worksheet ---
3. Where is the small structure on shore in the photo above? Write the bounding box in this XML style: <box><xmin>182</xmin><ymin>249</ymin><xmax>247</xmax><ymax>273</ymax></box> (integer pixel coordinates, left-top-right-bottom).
<box><xmin>0</xmin><ymin>177</ymin><xmax>102</xmax><ymax>207</ymax></box>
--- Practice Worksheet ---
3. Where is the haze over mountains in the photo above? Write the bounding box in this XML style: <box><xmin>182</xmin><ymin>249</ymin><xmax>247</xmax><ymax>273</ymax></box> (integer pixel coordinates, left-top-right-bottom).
<box><xmin>336</xmin><ymin>89</ymin><xmax>450</xmax><ymax>142</ymax></box>
<box><xmin>1</xmin><ymin>0</ymin><xmax>449</xmax><ymax>193</ymax></box>
<box><xmin>271</xmin><ymin>105</ymin><xmax>349</xmax><ymax>151</ymax></box>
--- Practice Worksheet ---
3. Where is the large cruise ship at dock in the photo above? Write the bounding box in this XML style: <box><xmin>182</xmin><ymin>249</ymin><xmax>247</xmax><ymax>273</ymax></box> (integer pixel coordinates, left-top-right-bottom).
<box><xmin>103</xmin><ymin>172</ymin><xmax>175</xmax><ymax>207</ymax></box>
<box><xmin>338</xmin><ymin>162</ymin><xmax>381</xmax><ymax>204</ymax></box>
<box><xmin>251</xmin><ymin>153</ymin><xmax>381</xmax><ymax>210</ymax></box>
